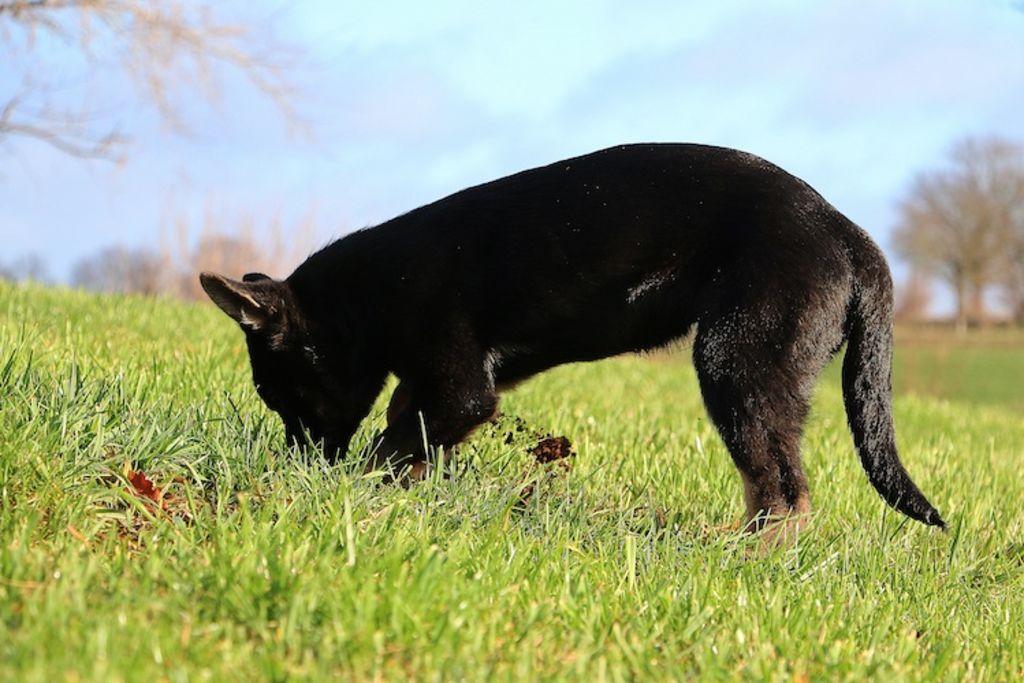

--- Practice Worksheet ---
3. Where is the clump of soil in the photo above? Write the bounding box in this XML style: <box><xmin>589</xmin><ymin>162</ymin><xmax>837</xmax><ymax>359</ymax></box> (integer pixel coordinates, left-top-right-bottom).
<box><xmin>528</xmin><ymin>435</ymin><xmax>575</xmax><ymax>466</ymax></box>
<box><xmin>488</xmin><ymin>412</ymin><xmax>576</xmax><ymax>507</ymax></box>
<box><xmin>518</xmin><ymin>434</ymin><xmax>575</xmax><ymax>508</ymax></box>
<box><xmin>493</xmin><ymin>414</ymin><xmax>574</xmax><ymax>461</ymax></box>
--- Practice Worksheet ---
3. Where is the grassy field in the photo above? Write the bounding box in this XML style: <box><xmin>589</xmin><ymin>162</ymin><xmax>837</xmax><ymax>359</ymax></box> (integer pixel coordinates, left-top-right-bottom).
<box><xmin>2</xmin><ymin>281</ymin><xmax>1023</xmax><ymax>681</ymax></box>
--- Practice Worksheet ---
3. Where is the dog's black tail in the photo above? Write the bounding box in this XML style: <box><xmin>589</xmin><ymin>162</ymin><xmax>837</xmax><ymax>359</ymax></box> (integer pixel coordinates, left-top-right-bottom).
<box><xmin>842</xmin><ymin>241</ymin><xmax>946</xmax><ymax>529</ymax></box>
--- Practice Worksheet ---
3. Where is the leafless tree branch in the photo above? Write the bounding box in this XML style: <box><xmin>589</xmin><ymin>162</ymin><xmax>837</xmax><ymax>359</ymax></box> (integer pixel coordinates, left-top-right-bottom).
<box><xmin>0</xmin><ymin>0</ymin><xmax>302</xmax><ymax>160</ymax></box>
<box><xmin>1</xmin><ymin>91</ymin><xmax>125</xmax><ymax>158</ymax></box>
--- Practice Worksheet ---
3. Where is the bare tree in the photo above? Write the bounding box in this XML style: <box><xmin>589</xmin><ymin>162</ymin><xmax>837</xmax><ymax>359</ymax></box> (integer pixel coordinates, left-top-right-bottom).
<box><xmin>72</xmin><ymin>246</ymin><xmax>163</xmax><ymax>294</ymax></box>
<box><xmin>158</xmin><ymin>202</ymin><xmax>321</xmax><ymax>300</ymax></box>
<box><xmin>0</xmin><ymin>0</ymin><xmax>299</xmax><ymax>160</ymax></box>
<box><xmin>185</xmin><ymin>232</ymin><xmax>268</xmax><ymax>295</ymax></box>
<box><xmin>893</xmin><ymin>137</ymin><xmax>1024</xmax><ymax>330</ymax></box>
<box><xmin>894</xmin><ymin>269</ymin><xmax>933</xmax><ymax>324</ymax></box>
<box><xmin>1005</xmin><ymin>244</ymin><xmax>1024</xmax><ymax>324</ymax></box>
<box><xmin>1001</xmin><ymin>174</ymin><xmax>1024</xmax><ymax>324</ymax></box>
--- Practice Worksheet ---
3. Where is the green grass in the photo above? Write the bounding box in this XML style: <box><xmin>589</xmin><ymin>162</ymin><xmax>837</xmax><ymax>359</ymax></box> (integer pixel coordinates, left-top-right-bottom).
<box><xmin>2</xmin><ymin>281</ymin><xmax>1023</xmax><ymax>681</ymax></box>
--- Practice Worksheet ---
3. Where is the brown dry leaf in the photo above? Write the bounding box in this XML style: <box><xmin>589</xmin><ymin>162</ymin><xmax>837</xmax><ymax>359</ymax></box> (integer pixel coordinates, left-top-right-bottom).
<box><xmin>124</xmin><ymin>469</ymin><xmax>192</xmax><ymax>522</ymax></box>
<box><xmin>128</xmin><ymin>469</ymin><xmax>161</xmax><ymax>505</ymax></box>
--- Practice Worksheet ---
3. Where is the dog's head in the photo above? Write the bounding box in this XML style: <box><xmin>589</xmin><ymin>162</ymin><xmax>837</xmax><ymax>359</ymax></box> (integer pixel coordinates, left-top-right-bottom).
<box><xmin>199</xmin><ymin>271</ymin><xmax>364</xmax><ymax>457</ymax></box>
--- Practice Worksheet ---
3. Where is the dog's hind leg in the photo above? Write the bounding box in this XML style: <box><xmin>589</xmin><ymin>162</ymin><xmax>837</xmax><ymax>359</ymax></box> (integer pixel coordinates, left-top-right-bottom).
<box><xmin>692</xmin><ymin>290</ymin><xmax>846</xmax><ymax>541</ymax></box>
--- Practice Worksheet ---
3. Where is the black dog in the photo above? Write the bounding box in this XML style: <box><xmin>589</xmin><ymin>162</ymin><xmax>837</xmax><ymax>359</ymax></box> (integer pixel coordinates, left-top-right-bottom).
<box><xmin>201</xmin><ymin>143</ymin><xmax>945</xmax><ymax>533</ymax></box>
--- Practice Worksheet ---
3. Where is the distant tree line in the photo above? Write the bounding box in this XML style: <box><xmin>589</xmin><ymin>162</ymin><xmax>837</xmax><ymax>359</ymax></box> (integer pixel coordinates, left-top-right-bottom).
<box><xmin>1</xmin><ymin>208</ymin><xmax>319</xmax><ymax>299</ymax></box>
<box><xmin>70</xmin><ymin>209</ymin><xmax>319</xmax><ymax>299</ymax></box>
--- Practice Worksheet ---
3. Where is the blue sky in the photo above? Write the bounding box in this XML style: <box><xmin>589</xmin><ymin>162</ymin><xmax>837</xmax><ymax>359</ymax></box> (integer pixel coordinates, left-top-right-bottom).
<box><xmin>2</xmin><ymin>0</ymin><xmax>1023</xmax><ymax>294</ymax></box>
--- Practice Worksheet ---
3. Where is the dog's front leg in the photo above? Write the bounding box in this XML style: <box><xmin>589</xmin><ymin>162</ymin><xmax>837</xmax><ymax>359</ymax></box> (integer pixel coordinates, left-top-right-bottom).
<box><xmin>367</xmin><ymin>369</ymin><xmax>498</xmax><ymax>482</ymax></box>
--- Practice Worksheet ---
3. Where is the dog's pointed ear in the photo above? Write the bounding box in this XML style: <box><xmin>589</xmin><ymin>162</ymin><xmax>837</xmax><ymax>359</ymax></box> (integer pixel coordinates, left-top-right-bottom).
<box><xmin>199</xmin><ymin>272</ymin><xmax>283</xmax><ymax>331</ymax></box>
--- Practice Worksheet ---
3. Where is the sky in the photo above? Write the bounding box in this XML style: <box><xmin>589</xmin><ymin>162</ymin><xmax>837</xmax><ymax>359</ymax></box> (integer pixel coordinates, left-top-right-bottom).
<box><xmin>2</xmin><ymin>0</ymin><xmax>1023</xmax><ymax>300</ymax></box>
